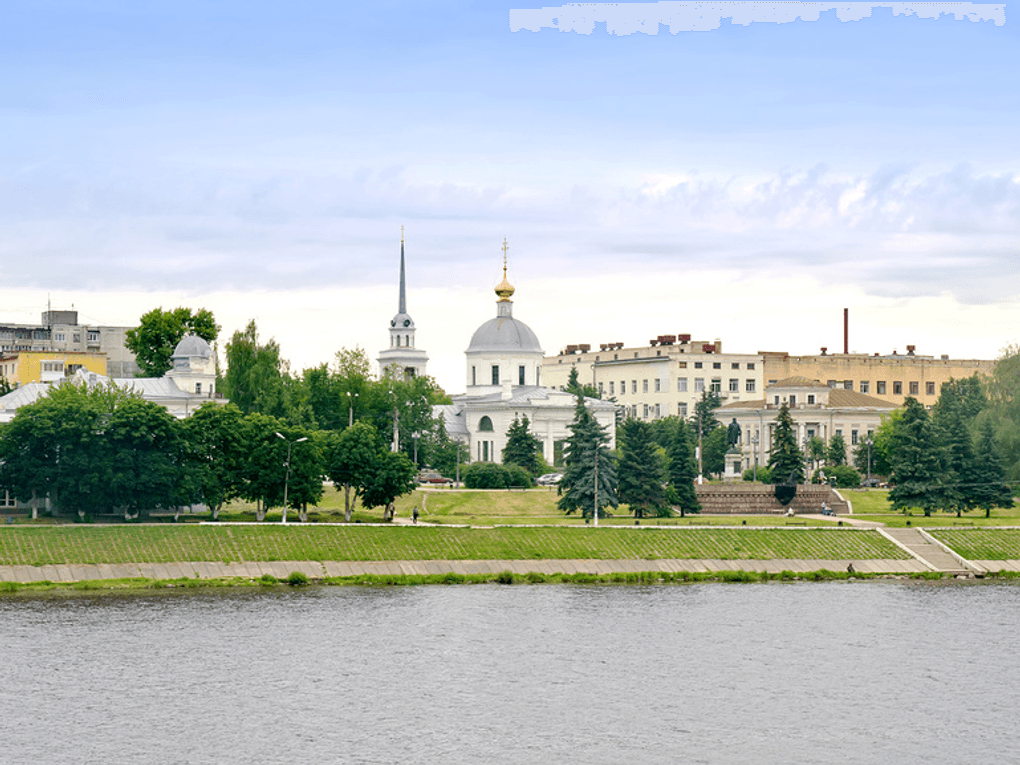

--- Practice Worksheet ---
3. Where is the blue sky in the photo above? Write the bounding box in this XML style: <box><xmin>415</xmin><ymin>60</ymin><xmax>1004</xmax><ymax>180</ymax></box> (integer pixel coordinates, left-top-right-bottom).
<box><xmin>1</xmin><ymin>1</ymin><xmax>1016</xmax><ymax>389</ymax></box>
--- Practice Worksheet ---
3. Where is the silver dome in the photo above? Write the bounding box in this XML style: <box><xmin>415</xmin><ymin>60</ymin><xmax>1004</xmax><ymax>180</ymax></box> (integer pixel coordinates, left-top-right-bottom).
<box><xmin>173</xmin><ymin>334</ymin><xmax>213</xmax><ymax>358</ymax></box>
<box><xmin>466</xmin><ymin>316</ymin><xmax>543</xmax><ymax>354</ymax></box>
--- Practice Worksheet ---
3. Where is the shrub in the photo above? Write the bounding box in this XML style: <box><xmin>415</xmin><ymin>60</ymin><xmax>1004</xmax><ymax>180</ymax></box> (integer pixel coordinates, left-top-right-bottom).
<box><xmin>259</xmin><ymin>574</ymin><xmax>279</xmax><ymax>585</ymax></box>
<box><xmin>285</xmin><ymin>571</ymin><xmax>310</xmax><ymax>586</ymax></box>
<box><xmin>504</xmin><ymin>464</ymin><xmax>534</xmax><ymax>488</ymax></box>
<box><xmin>813</xmin><ymin>465</ymin><xmax>861</xmax><ymax>488</ymax></box>
<box><xmin>742</xmin><ymin>466</ymin><xmax>773</xmax><ymax>483</ymax></box>
<box><xmin>494</xmin><ymin>570</ymin><xmax>515</xmax><ymax>584</ymax></box>
<box><xmin>463</xmin><ymin>462</ymin><xmax>510</xmax><ymax>489</ymax></box>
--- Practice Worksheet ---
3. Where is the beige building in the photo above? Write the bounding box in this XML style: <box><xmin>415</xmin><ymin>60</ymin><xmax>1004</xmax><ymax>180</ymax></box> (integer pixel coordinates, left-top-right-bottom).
<box><xmin>0</xmin><ymin>309</ymin><xmax>139</xmax><ymax>378</ymax></box>
<box><xmin>542</xmin><ymin>335</ymin><xmax>763</xmax><ymax>421</ymax></box>
<box><xmin>718</xmin><ymin>377</ymin><xmax>898</xmax><ymax>477</ymax></box>
<box><xmin>761</xmin><ymin>349</ymin><xmax>994</xmax><ymax>408</ymax></box>
<box><xmin>1</xmin><ymin>350</ymin><xmax>108</xmax><ymax>387</ymax></box>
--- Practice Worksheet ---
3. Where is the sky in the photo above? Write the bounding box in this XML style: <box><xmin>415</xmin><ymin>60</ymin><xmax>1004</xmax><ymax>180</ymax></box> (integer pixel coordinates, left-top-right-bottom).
<box><xmin>1</xmin><ymin>1</ymin><xmax>1017</xmax><ymax>392</ymax></box>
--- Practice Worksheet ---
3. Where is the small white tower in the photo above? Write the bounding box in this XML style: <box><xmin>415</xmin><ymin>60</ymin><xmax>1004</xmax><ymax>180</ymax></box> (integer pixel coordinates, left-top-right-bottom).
<box><xmin>166</xmin><ymin>334</ymin><xmax>217</xmax><ymax>397</ymax></box>
<box><xmin>378</xmin><ymin>227</ymin><xmax>429</xmax><ymax>379</ymax></box>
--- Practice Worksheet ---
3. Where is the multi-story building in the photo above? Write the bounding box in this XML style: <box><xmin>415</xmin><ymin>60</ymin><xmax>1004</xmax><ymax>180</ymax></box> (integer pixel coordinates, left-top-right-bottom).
<box><xmin>541</xmin><ymin>335</ymin><xmax>764</xmax><ymax>421</ymax></box>
<box><xmin>0</xmin><ymin>350</ymin><xmax>108</xmax><ymax>387</ymax></box>
<box><xmin>0</xmin><ymin>309</ymin><xmax>139</xmax><ymax>379</ymax></box>
<box><xmin>761</xmin><ymin>349</ymin><xmax>995</xmax><ymax>408</ymax></box>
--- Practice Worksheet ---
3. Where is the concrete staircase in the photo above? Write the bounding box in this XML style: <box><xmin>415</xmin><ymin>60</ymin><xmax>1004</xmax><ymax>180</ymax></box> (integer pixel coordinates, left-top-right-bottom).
<box><xmin>878</xmin><ymin>528</ymin><xmax>976</xmax><ymax>574</ymax></box>
<box><xmin>694</xmin><ymin>484</ymin><xmax>850</xmax><ymax>515</ymax></box>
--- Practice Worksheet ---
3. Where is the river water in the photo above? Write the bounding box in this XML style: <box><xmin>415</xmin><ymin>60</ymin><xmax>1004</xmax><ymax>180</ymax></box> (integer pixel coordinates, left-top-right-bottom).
<box><xmin>3</xmin><ymin>582</ymin><xmax>1019</xmax><ymax>764</ymax></box>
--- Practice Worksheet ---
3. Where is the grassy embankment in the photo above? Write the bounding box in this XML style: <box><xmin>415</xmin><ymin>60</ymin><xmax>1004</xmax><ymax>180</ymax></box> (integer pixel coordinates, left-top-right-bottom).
<box><xmin>927</xmin><ymin>529</ymin><xmax>1020</xmax><ymax>561</ymax></box>
<box><xmin>0</xmin><ymin>524</ymin><xmax>909</xmax><ymax>567</ymax></box>
<box><xmin>845</xmin><ymin>488</ymin><xmax>1020</xmax><ymax>527</ymax></box>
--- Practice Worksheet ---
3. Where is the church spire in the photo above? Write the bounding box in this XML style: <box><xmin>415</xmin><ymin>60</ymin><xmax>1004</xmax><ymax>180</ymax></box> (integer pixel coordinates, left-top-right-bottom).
<box><xmin>494</xmin><ymin>236</ymin><xmax>515</xmax><ymax>302</ymax></box>
<box><xmin>399</xmin><ymin>225</ymin><xmax>407</xmax><ymax>314</ymax></box>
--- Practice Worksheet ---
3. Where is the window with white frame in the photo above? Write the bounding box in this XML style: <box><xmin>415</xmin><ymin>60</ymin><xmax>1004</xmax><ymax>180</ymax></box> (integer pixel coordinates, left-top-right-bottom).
<box><xmin>694</xmin><ymin>378</ymin><xmax>704</xmax><ymax>392</ymax></box>
<box><xmin>746</xmin><ymin>379</ymin><xmax>755</xmax><ymax>392</ymax></box>
<box><xmin>678</xmin><ymin>378</ymin><xmax>688</xmax><ymax>392</ymax></box>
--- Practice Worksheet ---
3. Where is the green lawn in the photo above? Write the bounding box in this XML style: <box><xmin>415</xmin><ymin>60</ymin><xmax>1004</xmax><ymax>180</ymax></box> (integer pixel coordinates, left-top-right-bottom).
<box><xmin>0</xmin><ymin>525</ymin><xmax>909</xmax><ymax>566</ymax></box>
<box><xmin>843</xmin><ymin>488</ymin><xmax>1020</xmax><ymax>528</ymax></box>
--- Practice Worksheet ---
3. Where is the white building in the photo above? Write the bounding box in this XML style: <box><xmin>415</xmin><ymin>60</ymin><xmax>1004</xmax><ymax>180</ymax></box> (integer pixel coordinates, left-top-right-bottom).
<box><xmin>542</xmin><ymin>336</ymin><xmax>763</xmax><ymax>422</ymax></box>
<box><xmin>438</xmin><ymin>252</ymin><xmax>617</xmax><ymax>464</ymax></box>
<box><xmin>717</xmin><ymin>376</ymin><xmax>898</xmax><ymax>477</ymax></box>
<box><xmin>377</xmin><ymin>231</ymin><xmax>428</xmax><ymax>380</ymax></box>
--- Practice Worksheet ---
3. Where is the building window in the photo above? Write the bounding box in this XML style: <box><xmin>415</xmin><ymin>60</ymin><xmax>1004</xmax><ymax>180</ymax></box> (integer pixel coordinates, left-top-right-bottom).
<box><xmin>710</xmin><ymin>379</ymin><xmax>721</xmax><ymax>393</ymax></box>
<box><xmin>789</xmin><ymin>395</ymin><xmax>797</xmax><ymax>407</ymax></box>
<box><xmin>54</xmin><ymin>332</ymin><xmax>65</xmax><ymax>342</ymax></box>
<box><xmin>835</xmin><ymin>429</ymin><xmax>843</xmax><ymax>437</ymax></box>
<box><xmin>694</xmin><ymin>378</ymin><xmax>705</xmax><ymax>392</ymax></box>
<box><xmin>643</xmin><ymin>379</ymin><xmax>649</xmax><ymax>393</ymax></box>
<box><xmin>746</xmin><ymin>379</ymin><xmax>755</xmax><ymax>393</ymax></box>
<box><xmin>472</xmin><ymin>366</ymin><xmax>476</xmax><ymax>386</ymax></box>
<box><xmin>678</xmin><ymin>378</ymin><xmax>688</xmax><ymax>392</ymax></box>
<box><xmin>844</xmin><ymin>380</ymin><xmax>853</xmax><ymax>391</ymax></box>
<box><xmin>926</xmin><ymin>381</ymin><xmax>936</xmax><ymax>395</ymax></box>
<box><xmin>195</xmin><ymin>382</ymin><xmax>202</xmax><ymax>394</ymax></box>
<box><xmin>729</xmin><ymin>379</ymin><xmax>739</xmax><ymax>392</ymax></box>
<box><xmin>491</xmin><ymin>365</ymin><xmax>499</xmax><ymax>385</ymax></box>
<box><xmin>851</xmin><ymin>429</ymin><xmax>859</xmax><ymax>445</ymax></box>
<box><xmin>713</xmin><ymin>362</ymin><xmax>721</xmax><ymax>370</ymax></box>
<box><xmin>860</xmin><ymin>381</ymin><xmax>870</xmax><ymax>394</ymax></box>
<box><xmin>0</xmin><ymin>490</ymin><xmax>15</xmax><ymax>508</ymax></box>
<box><xmin>828</xmin><ymin>380</ymin><xmax>837</xmax><ymax>388</ymax></box>
<box><xmin>909</xmin><ymin>381</ymin><xmax>919</xmax><ymax>395</ymax></box>
<box><xmin>694</xmin><ymin>362</ymin><xmax>703</xmax><ymax>369</ymax></box>
<box><xmin>654</xmin><ymin>378</ymin><xmax>661</xmax><ymax>393</ymax></box>
<box><xmin>893</xmin><ymin>381</ymin><xmax>903</xmax><ymax>395</ymax></box>
<box><xmin>632</xmin><ymin>380</ymin><xmax>637</xmax><ymax>393</ymax></box>
<box><xmin>479</xmin><ymin>416</ymin><xmax>494</xmax><ymax>432</ymax></box>
<box><xmin>877</xmin><ymin>381</ymin><xmax>886</xmax><ymax>395</ymax></box>
<box><xmin>643</xmin><ymin>404</ymin><xmax>649</xmax><ymax>419</ymax></box>
<box><xmin>655</xmin><ymin>403</ymin><xmax>661</xmax><ymax>418</ymax></box>
<box><xmin>678</xmin><ymin>403</ymin><xmax>688</xmax><ymax>418</ymax></box>
<box><xmin>747</xmin><ymin>363</ymin><xmax>755</xmax><ymax>370</ymax></box>
<box><xmin>620</xmin><ymin>381</ymin><xmax>625</xmax><ymax>394</ymax></box>
<box><xmin>598</xmin><ymin>382</ymin><xmax>603</xmax><ymax>395</ymax></box>
<box><xmin>609</xmin><ymin>381</ymin><xmax>615</xmax><ymax>395</ymax></box>
<box><xmin>519</xmin><ymin>365</ymin><xmax>525</xmax><ymax>385</ymax></box>
<box><xmin>731</xmin><ymin>363</ymin><xmax>740</xmax><ymax>370</ymax></box>
<box><xmin>807</xmin><ymin>394</ymin><xmax>815</xmax><ymax>404</ymax></box>
<box><xmin>87</xmin><ymin>331</ymin><xmax>99</xmax><ymax>342</ymax></box>
<box><xmin>678</xmin><ymin>361</ymin><xmax>687</xmax><ymax>369</ymax></box>
<box><xmin>774</xmin><ymin>395</ymin><xmax>781</xmax><ymax>405</ymax></box>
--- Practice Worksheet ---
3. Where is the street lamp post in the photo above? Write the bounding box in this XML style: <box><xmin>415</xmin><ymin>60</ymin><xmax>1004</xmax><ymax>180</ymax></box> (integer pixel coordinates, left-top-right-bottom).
<box><xmin>455</xmin><ymin>441</ymin><xmax>461</xmax><ymax>488</ymax></box>
<box><xmin>276</xmin><ymin>432</ymin><xmax>308</xmax><ymax>524</ymax></box>
<box><xmin>865</xmin><ymin>435</ymin><xmax>873</xmax><ymax>487</ymax></box>
<box><xmin>751</xmin><ymin>433</ymin><xmax>759</xmax><ymax>482</ymax></box>
<box><xmin>346</xmin><ymin>391</ymin><xmax>359</xmax><ymax>427</ymax></box>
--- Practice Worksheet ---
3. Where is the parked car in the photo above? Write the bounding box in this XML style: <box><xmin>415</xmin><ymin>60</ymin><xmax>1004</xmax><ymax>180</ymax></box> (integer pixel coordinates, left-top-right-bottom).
<box><xmin>536</xmin><ymin>473</ymin><xmax>563</xmax><ymax>486</ymax></box>
<box><xmin>418</xmin><ymin>471</ymin><xmax>452</xmax><ymax>485</ymax></box>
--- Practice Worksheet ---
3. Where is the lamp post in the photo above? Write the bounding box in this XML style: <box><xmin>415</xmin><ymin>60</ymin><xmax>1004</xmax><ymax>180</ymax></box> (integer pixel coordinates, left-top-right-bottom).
<box><xmin>751</xmin><ymin>433</ymin><xmax>759</xmax><ymax>482</ymax></box>
<box><xmin>346</xmin><ymin>391</ymin><xmax>359</xmax><ymax>427</ymax></box>
<box><xmin>593</xmin><ymin>440</ymin><xmax>599</xmax><ymax>527</ymax></box>
<box><xmin>275</xmin><ymin>432</ymin><xmax>308</xmax><ymax>524</ymax></box>
<box><xmin>455</xmin><ymin>440</ymin><xmax>461</xmax><ymax>488</ymax></box>
<box><xmin>864</xmin><ymin>435</ymin><xmax>873</xmax><ymax>487</ymax></box>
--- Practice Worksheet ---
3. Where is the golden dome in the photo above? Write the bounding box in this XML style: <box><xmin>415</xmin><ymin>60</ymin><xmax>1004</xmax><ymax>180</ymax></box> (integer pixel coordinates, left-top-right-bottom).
<box><xmin>495</xmin><ymin>237</ymin><xmax>515</xmax><ymax>301</ymax></box>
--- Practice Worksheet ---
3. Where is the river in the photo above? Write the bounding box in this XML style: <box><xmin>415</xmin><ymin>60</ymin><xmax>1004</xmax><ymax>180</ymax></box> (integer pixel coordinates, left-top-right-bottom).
<box><xmin>3</xmin><ymin>582</ymin><xmax>1018</xmax><ymax>764</ymax></box>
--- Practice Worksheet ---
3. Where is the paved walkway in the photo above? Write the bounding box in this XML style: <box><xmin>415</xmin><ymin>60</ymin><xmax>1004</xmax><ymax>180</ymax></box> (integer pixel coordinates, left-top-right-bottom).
<box><xmin>878</xmin><ymin>527</ymin><xmax>976</xmax><ymax>574</ymax></box>
<box><xmin>0</xmin><ymin>557</ymin><xmax>930</xmax><ymax>583</ymax></box>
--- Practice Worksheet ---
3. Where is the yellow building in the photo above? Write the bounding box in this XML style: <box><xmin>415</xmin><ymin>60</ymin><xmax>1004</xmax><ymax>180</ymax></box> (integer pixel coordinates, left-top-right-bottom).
<box><xmin>761</xmin><ymin>350</ymin><xmax>994</xmax><ymax>408</ymax></box>
<box><xmin>0</xmin><ymin>351</ymin><xmax>108</xmax><ymax>387</ymax></box>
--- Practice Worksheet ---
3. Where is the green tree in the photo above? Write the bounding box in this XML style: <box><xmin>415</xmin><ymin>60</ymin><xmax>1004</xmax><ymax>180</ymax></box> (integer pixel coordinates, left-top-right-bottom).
<box><xmin>325</xmin><ymin>421</ymin><xmax>382</xmax><ymax>521</ymax></box>
<box><xmin>768</xmin><ymin>403</ymin><xmax>804</xmax><ymax>484</ymax></box>
<box><xmin>694</xmin><ymin>391</ymin><xmax>721</xmax><ymax>437</ymax></box>
<box><xmin>826</xmin><ymin>434</ymin><xmax>847</xmax><ymax>466</ymax></box>
<box><xmin>565</xmin><ymin>366</ymin><xmax>600</xmax><ymax>399</ymax></box>
<box><xmin>223</xmin><ymin>320</ymin><xmax>286</xmax><ymax>416</ymax></box>
<box><xmin>889</xmin><ymin>398</ymin><xmax>944</xmax><ymax>516</ymax></box>
<box><xmin>969</xmin><ymin>420</ymin><xmax>1015</xmax><ymax>518</ymax></box>
<box><xmin>558</xmin><ymin>397</ymin><xmax>618</xmax><ymax>518</ymax></box>
<box><xmin>666</xmin><ymin>419</ymin><xmax>700</xmax><ymax>515</ymax></box>
<box><xmin>361</xmin><ymin>450</ymin><xmax>417</xmax><ymax>521</ymax></box>
<box><xmin>984</xmin><ymin>345</ymin><xmax>1020</xmax><ymax>481</ymax></box>
<box><xmin>932</xmin><ymin>380</ymin><xmax>978</xmax><ymax>515</ymax></box>
<box><xmin>805</xmin><ymin>435</ymin><xmax>826</xmax><ymax>471</ymax></box>
<box><xmin>701</xmin><ymin>427</ymin><xmax>728</xmax><ymax>478</ymax></box>
<box><xmin>616</xmin><ymin>418</ymin><xmax>665</xmax><ymax>518</ymax></box>
<box><xmin>179</xmin><ymin>403</ymin><xmax>247</xmax><ymax>520</ymax></box>
<box><xmin>125</xmin><ymin>307</ymin><xmax>218</xmax><ymax>377</ymax></box>
<box><xmin>502</xmin><ymin>415</ymin><xmax>541</xmax><ymax>476</ymax></box>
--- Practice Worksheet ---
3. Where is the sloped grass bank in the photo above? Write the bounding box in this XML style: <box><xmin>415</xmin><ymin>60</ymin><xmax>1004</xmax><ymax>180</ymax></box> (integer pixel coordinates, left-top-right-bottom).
<box><xmin>0</xmin><ymin>525</ymin><xmax>908</xmax><ymax>567</ymax></box>
<box><xmin>928</xmin><ymin>528</ymin><xmax>1020</xmax><ymax>560</ymax></box>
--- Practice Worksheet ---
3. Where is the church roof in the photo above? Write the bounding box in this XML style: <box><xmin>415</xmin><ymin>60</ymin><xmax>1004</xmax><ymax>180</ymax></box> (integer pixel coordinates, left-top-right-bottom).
<box><xmin>173</xmin><ymin>334</ymin><xmax>213</xmax><ymax>359</ymax></box>
<box><xmin>466</xmin><ymin>315</ymin><xmax>543</xmax><ymax>354</ymax></box>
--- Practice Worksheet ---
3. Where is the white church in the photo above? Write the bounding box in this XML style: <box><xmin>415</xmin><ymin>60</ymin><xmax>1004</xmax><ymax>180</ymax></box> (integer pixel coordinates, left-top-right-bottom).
<box><xmin>379</xmin><ymin>236</ymin><xmax>616</xmax><ymax>465</ymax></box>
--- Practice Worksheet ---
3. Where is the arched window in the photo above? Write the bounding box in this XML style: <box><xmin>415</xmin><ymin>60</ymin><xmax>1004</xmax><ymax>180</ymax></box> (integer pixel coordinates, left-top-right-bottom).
<box><xmin>478</xmin><ymin>416</ymin><xmax>494</xmax><ymax>432</ymax></box>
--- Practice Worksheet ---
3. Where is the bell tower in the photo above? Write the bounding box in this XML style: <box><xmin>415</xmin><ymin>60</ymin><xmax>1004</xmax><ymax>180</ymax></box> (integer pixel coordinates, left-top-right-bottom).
<box><xmin>378</xmin><ymin>227</ymin><xmax>429</xmax><ymax>379</ymax></box>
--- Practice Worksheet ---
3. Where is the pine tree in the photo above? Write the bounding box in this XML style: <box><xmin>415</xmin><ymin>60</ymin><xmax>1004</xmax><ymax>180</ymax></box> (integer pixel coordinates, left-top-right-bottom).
<box><xmin>889</xmin><ymin>397</ymin><xmax>944</xmax><ymax>516</ymax></box>
<box><xmin>694</xmin><ymin>390</ymin><xmax>721</xmax><ymax>438</ymax></box>
<box><xmin>970</xmin><ymin>420</ymin><xmax>1014</xmax><ymax>518</ymax></box>
<box><xmin>558</xmin><ymin>397</ymin><xmax>618</xmax><ymax>518</ymax></box>
<box><xmin>932</xmin><ymin>384</ymin><xmax>976</xmax><ymax>515</ymax></box>
<box><xmin>768</xmin><ymin>403</ymin><xmax>804</xmax><ymax>484</ymax></box>
<box><xmin>502</xmin><ymin>415</ymin><xmax>541</xmax><ymax>476</ymax></box>
<box><xmin>617</xmin><ymin>418</ymin><xmax>665</xmax><ymax>518</ymax></box>
<box><xmin>666</xmin><ymin>419</ymin><xmax>700</xmax><ymax>515</ymax></box>
<box><xmin>826</xmin><ymin>434</ymin><xmax>847</xmax><ymax>466</ymax></box>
